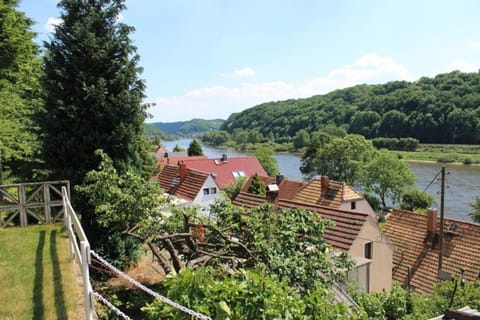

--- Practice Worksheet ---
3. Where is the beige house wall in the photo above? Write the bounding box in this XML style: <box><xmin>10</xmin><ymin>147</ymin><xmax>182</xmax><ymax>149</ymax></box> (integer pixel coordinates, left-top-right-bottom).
<box><xmin>349</xmin><ymin>216</ymin><xmax>393</xmax><ymax>293</ymax></box>
<box><xmin>340</xmin><ymin>199</ymin><xmax>376</xmax><ymax>219</ymax></box>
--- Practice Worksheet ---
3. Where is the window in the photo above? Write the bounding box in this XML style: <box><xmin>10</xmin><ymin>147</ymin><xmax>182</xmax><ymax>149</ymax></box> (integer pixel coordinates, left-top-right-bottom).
<box><xmin>348</xmin><ymin>263</ymin><xmax>370</xmax><ymax>292</ymax></box>
<box><xmin>325</xmin><ymin>188</ymin><xmax>338</xmax><ymax>199</ymax></box>
<box><xmin>364</xmin><ymin>242</ymin><xmax>372</xmax><ymax>259</ymax></box>
<box><xmin>232</xmin><ymin>170</ymin><xmax>246</xmax><ymax>179</ymax></box>
<box><xmin>210</xmin><ymin>187</ymin><xmax>217</xmax><ymax>194</ymax></box>
<box><xmin>351</xmin><ymin>201</ymin><xmax>356</xmax><ymax>210</ymax></box>
<box><xmin>203</xmin><ymin>188</ymin><xmax>210</xmax><ymax>195</ymax></box>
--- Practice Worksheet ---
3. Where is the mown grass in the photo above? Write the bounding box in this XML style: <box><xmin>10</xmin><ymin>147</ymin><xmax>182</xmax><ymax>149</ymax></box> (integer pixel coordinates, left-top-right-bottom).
<box><xmin>0</xmin><ymin>224</ymin><xmax>83</xmax><ymax>320</ymax></box>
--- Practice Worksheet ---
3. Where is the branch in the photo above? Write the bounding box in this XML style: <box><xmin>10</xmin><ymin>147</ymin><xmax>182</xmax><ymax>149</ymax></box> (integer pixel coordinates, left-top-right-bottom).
<box><xmin>189</xmin><ymin>223</ymin><xmax>258</xmax><ymax>262</ymax></box>
<box><xmin>147</xmin><ymin>242</ymin><xmax>172</xmax><ymax>274</ymax></box>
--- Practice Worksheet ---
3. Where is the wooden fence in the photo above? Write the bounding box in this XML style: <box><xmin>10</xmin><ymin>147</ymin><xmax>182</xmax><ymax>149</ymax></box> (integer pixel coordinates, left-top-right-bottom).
<box><xmin>0</xmin><ymin>180</ymin><xmax>70</xmax><ymax>228</ymax></box>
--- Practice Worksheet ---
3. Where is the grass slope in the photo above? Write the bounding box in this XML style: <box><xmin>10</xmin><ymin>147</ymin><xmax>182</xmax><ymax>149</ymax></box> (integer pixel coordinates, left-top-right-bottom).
<box><xmin>0</xmin><ymin>225</ymin><xmax>83</xmax><ymax>320</ymax></box>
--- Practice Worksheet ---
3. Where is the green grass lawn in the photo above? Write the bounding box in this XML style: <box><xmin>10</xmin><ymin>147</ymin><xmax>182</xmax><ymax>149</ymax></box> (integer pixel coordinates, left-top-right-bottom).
<box><xmin>0</xmin><ymin>225</ymin><xmax>83</xmax><ymax>320</ymax></box>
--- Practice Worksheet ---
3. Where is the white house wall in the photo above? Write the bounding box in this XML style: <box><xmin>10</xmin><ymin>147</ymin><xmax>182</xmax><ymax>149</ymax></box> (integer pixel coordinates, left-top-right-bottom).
<box><xmin>193</xmin><ymin>175</ymin><xmax>224</xmax><ymax>206</ymax></box>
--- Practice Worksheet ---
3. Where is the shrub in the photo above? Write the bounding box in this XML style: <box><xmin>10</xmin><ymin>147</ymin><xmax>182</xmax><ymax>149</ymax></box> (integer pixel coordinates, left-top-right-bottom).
<box><xmin>464</xmin><ymin>157</ymin><xmax>473</xmax><ymax>165</ymax></box>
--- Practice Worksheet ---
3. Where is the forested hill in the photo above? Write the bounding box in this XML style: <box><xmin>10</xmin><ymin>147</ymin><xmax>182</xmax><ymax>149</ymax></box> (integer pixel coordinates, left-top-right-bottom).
<box><xmin>151</xmin><ymin>118</ymin><xmax>224</xmax><ymax>135</ymax></box>
<box><xmin>221</xmin><ymin>71</ymin><xmax>480</xmax><ymax>144</ymax></box>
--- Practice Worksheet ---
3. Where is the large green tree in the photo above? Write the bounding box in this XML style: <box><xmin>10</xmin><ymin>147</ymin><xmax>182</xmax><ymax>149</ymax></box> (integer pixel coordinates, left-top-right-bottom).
<box><xmin>42</xmin><ymin>0</ymin><xmax>148</xmax><ymax>241</ymax></box>
<box><xmin>0</xmin><ymin>0</ymin><xmax>43</xmax><ymax>184</ymax></box>
<box><xmin>301</xmin><ymin>134</ymin><xmax>375</xmax><ymax>185</ymax></box>
<box><xmin>363</xmin><ymin>150</ymin><xmax>416</xmax><ymax>209</ymax></box>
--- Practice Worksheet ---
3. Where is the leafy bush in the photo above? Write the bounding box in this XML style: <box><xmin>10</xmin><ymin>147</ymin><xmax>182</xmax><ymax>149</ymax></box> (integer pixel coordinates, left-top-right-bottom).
<box><xmin>143</xmin><ymin>267</ymin><xmax>354</xmax><ymax>319</ymax></box>
<box><xmin>463</xmin><ymin>157</ymin><xmax>473</xmax><ymax>165</ymax></box>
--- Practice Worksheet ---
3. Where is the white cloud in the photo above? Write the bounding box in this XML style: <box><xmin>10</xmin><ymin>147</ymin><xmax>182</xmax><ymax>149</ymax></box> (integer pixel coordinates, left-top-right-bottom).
<box><xmin>147</xmin><ymin>53</ymin><xmax>412</xmax><ymax>122</ymax></box>
<box><xmin>220</xmin><ymin>67</ymin><xmax>256</xmax><ymax>78</ymax></box>
<box><xmin>448</xmin><ymin>59</ymin><xmax>478</xmax><ymax>72</ymax></box>
<box><xmin>233</xmin><ymin>67</ymin><xmax>256</xmax><ymax>77</ymax></box>
<box><xmin>44</xmin><ymin>17</ymin><xmax>62</xmax><ymax>33</ymax></box>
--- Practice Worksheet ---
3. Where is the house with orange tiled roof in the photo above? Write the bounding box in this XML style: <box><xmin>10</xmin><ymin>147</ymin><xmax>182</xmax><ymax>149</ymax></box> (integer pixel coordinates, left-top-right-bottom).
<box><xmin>158</xmin><ymin>162</ymin><xmax>223</xmax><ymax>207</ymax></box>
<box><xmin>384</xmin><ymin>208</ymin><xmax>480</xmax><ymax>294</ymax></box>
<box><xmin>233</xmin><ymin>188</ymin><xmax>394</xmax><ymax>293</ymax></box>
<box><xmin>239</xmin><ymin>175</ymin><xmax>376</xmax><ymax>217</ymax></box>
<box><xmin>294</xmin><ymin>176</ymin><xmax>376</xmax><ymax>218</ymax></box>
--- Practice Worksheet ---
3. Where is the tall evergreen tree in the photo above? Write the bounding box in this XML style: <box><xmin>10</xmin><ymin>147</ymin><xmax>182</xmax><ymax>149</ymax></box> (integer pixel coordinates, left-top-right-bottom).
<box><xmin>187</xmin><ymin>139</ymin><xmax>204</xmax><ymax>156</ymax></box>
<box><xmin>0</xmin><ymin>0</ymin><xmax>43</xmax><ymax>184</ymax></box>
<box><xmin>42</xmin><ymin>0</ymin><xmax>147</xmax><ymax>242</ymax></box>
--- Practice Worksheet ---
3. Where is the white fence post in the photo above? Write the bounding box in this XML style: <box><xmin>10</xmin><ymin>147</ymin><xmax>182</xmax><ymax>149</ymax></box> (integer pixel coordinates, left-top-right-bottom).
<box><xmin>81</xmin><ymin>241</ymin><xmax>94</xmax><ymax>320</ymax></box>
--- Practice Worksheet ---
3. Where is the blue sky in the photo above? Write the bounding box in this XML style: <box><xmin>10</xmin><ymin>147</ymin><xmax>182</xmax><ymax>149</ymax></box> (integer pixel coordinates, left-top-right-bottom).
<box><xmin>19</xmin><ymin>0</ymin><xmax>480</xmax><ymax>122</ymax></box>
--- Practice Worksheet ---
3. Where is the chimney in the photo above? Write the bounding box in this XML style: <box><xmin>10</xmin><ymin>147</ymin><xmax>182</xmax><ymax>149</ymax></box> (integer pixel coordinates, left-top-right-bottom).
<box><xmin>426</xmin><ymin>208</ymin><xmax>438</xmax><ymax>243</ymax></box>
<box><xmin>321</xmin><ymin>176</ymin><xmax>330</xmax><ymax>196</ymax></box>
<box><xmin>178</xmin><ymin>161</ymin><xmax>187</xmax><ymax>182</ymax></box>
<box><xmin>266</xmin><ymin>184</ymin><xmax>279</xmax><ymax>205</ymax></box>
<box><xmin>222</xmin><ymin>154</ymin><xmax>228</xmax><ymax>162</ymax></box>
<box><xmin>276</xmin><ymin>174</ymin><xmax>284</xmax><ymax>185</ymax></box>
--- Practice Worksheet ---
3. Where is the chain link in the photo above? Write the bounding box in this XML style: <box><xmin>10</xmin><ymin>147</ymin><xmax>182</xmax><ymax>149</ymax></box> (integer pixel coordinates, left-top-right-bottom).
<box><xmin>93</xmin><ymin>291</ymin><xmax>133</xmax><ymax>320</ymax></box>
<box><xmin>91</xmin><ymin>251</ymin><xmax>212</xmax><ymax>320</ymax></box>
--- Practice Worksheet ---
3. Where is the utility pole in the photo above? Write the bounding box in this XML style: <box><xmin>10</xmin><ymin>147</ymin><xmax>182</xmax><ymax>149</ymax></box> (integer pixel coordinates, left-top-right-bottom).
<box><xmin>438</xmin><ymin>166</ymin><xmax>445</xmax><ymax>273</ymax></box>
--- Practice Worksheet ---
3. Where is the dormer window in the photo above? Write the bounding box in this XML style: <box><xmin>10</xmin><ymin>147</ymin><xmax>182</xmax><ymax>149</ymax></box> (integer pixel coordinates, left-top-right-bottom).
<box><xmin>232</xmin><ymin>170</ymin><xmax>246</xmax><ymax>179</ymax></box>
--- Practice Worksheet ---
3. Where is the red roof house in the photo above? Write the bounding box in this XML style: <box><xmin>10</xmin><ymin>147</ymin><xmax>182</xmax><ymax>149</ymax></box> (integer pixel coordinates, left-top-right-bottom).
<box><xmin>180</xmin><ymin>155</ymin><xmax>268</xmax><ymax>189</ymax></box>
<box><xmin>157</xmin><ymin>162</ymin><xmax>223</xmax><ymax>206</ymax></box>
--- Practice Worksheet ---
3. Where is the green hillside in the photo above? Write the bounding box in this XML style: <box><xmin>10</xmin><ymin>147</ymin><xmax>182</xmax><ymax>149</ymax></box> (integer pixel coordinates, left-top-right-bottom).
<box><xmin>221</xmin><ymin>71</ymin><xmax>480</xmax><ymax>144</ymax></box>
<box><xmin>151</xmin><ymin>118</ymin><xmax>224</xmax><ymax>136</ymax></box>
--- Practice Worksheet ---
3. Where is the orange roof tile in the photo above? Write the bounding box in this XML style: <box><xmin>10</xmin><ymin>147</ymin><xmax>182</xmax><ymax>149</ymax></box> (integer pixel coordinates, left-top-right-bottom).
<box><xmin>232</xmin><ymin>190</ymin><xmax>369</xmax><ymax>252</ymax></box>
<box><xmin>157</xmin><ymin>164</ymin><xmax>211</xmax><ymax>202</ymax></box>
<box><xmin>384</xmin><ymin>209</ymin><xmax>480</xmax><ymax>294</ymax></box>
<box><xmin>279</xmin><ymin>200</ymin><xmax>368</xmax><ymax>251</ymax></box>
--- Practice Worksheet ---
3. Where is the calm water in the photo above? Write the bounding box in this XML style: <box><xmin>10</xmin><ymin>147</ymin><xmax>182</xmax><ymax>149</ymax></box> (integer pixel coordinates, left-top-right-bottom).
<box><xmin>162</xmin><ymin>139</ymin><xmax>480</xmax><ymax>221</ymax></box>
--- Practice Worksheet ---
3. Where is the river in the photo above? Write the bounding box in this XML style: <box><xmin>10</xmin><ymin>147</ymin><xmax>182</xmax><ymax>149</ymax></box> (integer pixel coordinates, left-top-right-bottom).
<box><xmin>162</xmin><ymin>139</ymin><xmax>480</xmax><ymax>221</ymax></box>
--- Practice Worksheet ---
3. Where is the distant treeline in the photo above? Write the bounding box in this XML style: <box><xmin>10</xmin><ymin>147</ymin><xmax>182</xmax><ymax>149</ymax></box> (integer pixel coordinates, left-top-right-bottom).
<box><xmin>221</xmin><ymin>71</ymin><xmax>480</xmax><ymax>144</ymax></box>
<box><xmin>151</xmin><ymin>118</ymin><xmax>224</xmax><ymax>135</ymax></box>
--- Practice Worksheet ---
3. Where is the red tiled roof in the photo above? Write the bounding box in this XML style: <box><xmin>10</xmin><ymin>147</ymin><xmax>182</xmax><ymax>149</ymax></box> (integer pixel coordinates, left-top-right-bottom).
<box><xmin>157</xmin><ymin>164</ymin><xmax>211</xmax><ymax>202</ymax></box>
<box><xmin>232</xmin><ymin>191</ymin><xmax>267</xmax><ymax>208</ymax></box>
<box><xmin>384</xmin><ymin>209</ymin><xmax>480</xmax><ymax>294</ymax></box>
<box><xmin>175</xmin><ymin>169</ymin><xmax>210</xmax><ymax>201</ymax></box>
<box><xmin>181</xmin><ymin>157</ymin><xmax>267</xmax><ymax>189</ymax></box>
<box><xmin>279</xmin><ymin>200</ymin><xmax>368</xmax><ymax>251</ymax></box>
<box><xmin>232</xmin><ymin>190</ymin><xmax>369</xmax><ymax>252</ymax></box>
<box><xmin>158</xmin><ymin>164</ymin><xmax>179</xmax><ymax>194</ymax></box>
<box><xmin>240</xmin><ymin>176</ymin><xmax>306</xmax><ymax>200</ymax></box>
<box><xmin>157</xmin><ymin>155</ymin><xmax>207</xmax><ymax>169</ymax></box>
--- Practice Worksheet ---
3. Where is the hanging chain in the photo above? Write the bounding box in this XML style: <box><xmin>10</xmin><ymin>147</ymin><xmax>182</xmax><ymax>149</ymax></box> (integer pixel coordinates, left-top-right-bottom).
<box><xmin>93</xmin><ymin>291</ymin><xmax>133</xmax><ymax>320</ymax></box>
<box><xmin>91</xmin><ymin>251</ymin><xmax>212</xmax><ymax>320</ymax></box>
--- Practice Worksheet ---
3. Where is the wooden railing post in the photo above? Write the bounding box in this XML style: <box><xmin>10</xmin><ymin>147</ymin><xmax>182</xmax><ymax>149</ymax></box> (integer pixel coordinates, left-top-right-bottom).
<box><xmin>19</xmin><ymin>184</ymin><xmax>26</xmax><ymax>227</ymax></box>
<box><xmin>44</xmin><ymin>183</ymin><xmax>52</xmax><ymax>224</ymax></box>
